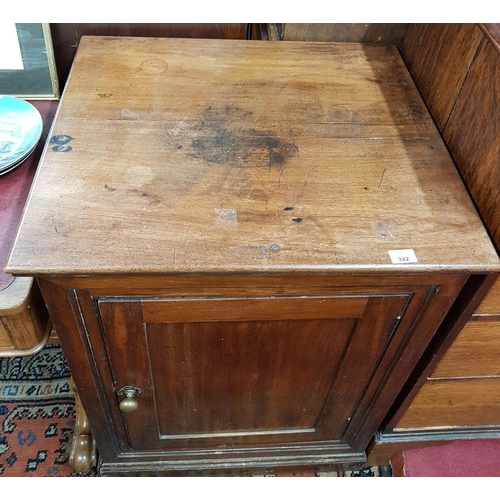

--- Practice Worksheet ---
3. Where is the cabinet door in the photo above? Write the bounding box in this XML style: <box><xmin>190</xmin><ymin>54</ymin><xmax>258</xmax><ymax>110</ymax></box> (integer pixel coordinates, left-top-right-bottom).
<box><xmin>97</xmin><ymin>294</ymin><xmax>409</xmax><ymax>452</ymax></box>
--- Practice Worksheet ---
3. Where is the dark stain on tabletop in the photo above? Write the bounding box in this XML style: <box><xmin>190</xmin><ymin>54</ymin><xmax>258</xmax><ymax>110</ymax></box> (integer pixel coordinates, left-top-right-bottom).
<box><xmin>50</xmin><ymin>135</ymin><xmax>73</xmax><ymax>145</ymax></box>
<box><xmin>188</xmin><ymin>106</ymin><xmax>298</xmax><ymax>172</ymax></box>
<box><xmin>52</xmin><ymin>145</ymin><xmax>73</xmax><ymax>152</ymax></box>
<box><xmin>49</xmin><ymin>134</ymin><xmax>73</xmax><ymax>153</ymax></box>
<box><xmin>128</xmin><ymin>188</ymin><xmax>163</xmax><ymax>206</ymax></box>
<box><xmin>50</xmin><ymin>135</ymin><xmax>73</xmax><ymax>152</ymax></box>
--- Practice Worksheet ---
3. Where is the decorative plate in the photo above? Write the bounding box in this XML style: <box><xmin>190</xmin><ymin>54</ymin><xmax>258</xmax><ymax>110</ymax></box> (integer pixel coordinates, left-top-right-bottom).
<box><xmin>0</xmin><ymin>95</ymin><xmax>42</xmax><ymax>174</ymax></box>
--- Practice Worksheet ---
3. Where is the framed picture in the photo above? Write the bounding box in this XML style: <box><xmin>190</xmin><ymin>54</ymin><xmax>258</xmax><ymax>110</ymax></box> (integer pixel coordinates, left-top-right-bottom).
<box><xmin>0</xmin><ymin>23</ymin><xmax>59</xmax><ymax>99</ymax></box>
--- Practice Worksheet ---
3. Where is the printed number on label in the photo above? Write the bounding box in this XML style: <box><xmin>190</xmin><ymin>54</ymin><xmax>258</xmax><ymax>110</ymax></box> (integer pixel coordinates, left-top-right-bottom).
<box><xmin>388</xmin><ymin>249</ymin><xmax>418</xmax><ymax>264</ymax></box>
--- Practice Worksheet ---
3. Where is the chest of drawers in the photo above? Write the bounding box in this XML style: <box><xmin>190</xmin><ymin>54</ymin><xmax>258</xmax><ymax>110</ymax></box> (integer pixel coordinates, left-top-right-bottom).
<box><xmin>6</xmin><ymin>36</ymin><xmax>499</xmax><ymax>475</ymax></box>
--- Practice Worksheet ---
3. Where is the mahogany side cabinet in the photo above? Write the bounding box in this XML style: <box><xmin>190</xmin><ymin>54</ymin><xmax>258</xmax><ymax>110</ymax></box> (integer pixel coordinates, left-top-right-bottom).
<box><xmin>6</xmin><ymin>36</ymin><xmax>500</xmax><ymax>475</ymax></box>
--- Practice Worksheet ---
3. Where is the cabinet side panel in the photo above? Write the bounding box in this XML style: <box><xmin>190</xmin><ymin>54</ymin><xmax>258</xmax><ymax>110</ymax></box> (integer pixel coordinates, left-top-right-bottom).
<box><xmin>377</xmin><ymin>274</ymin><xmax>492</xmax><ymax>433</ymax></box>
<box><xmin>36</xmin><ymin>279</ymin><xmax>120</xmax><ymax>461</ymax></box>
<box><xmin>360</xmin><ymin>275</ymin><xmax>471</xmax><ymax>440</ymax></box>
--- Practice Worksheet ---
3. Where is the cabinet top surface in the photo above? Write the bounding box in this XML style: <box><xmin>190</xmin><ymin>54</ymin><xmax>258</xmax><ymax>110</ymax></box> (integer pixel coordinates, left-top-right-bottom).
<box><xmin>6</xmin><ymin>37</ymin><xmax>500</xmax><ymax>275</ymax></box>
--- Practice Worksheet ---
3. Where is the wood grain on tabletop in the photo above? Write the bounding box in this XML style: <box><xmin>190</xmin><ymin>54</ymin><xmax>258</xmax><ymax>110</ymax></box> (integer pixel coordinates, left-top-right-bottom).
<box><xmin>50</xmin><ymin>24</ymin><xmax>249</xmax><ymax>86</ymax></box>
<box><xmin>6</xmin><ymin>37</ymin><xmax>499</xmax><ymax>276</ymax></box>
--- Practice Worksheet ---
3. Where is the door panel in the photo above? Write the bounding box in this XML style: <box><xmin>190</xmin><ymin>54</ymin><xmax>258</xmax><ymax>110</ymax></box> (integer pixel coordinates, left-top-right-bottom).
<box><xmin>147</xmin><ymin>318</ymin><xmax>356</xmax><ymax>436</ymax></box>
<box><xmin>97</xmin><ymin>294</ymin><xmax>409</xmax><ymax>451</ymax></box>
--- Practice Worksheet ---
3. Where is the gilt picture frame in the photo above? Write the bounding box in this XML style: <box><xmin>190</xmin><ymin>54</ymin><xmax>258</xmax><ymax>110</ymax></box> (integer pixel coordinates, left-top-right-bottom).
<box><xmin>0</xmin><ymin>23</ymin><xmax>59</xmax><ymax>99</ymax></box>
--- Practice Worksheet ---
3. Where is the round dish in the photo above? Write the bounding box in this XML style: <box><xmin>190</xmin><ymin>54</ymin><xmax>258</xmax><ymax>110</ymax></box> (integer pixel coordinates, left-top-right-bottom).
<box><xmin>0</xmin><ymin>95</ymin><xmax>42</xmax><ymax>174</ymax></box>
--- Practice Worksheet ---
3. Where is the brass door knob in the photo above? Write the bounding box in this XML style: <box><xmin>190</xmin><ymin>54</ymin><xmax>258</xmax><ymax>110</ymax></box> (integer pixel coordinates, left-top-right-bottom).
<box><xmin>118</xmin><ymin>386</ymin><xmax>142</xmax><ymax>413</ymax></box>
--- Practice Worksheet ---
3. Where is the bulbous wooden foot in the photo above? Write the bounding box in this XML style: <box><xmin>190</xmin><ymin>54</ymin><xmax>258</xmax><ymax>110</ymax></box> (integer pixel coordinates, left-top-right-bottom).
<box><xmin>69</xmin><ymin>378</ymin><xmax>97</xmax><ymax>474</ymax></box>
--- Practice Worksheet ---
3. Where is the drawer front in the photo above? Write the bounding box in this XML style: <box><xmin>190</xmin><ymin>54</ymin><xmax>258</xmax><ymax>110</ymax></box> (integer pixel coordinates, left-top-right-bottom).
<box><xmin>395</xmin><ymin>379</ymin><xmax>500</xmax><ymax>430</ymax></box>
<box><xmin>431</xmin><ymin>320</ymin><xmax>500</xmax><ymax>378</ymax></box>
<box><xmin>476</xmin><ymin>278</ymin><xmax>500</xmax><ymax>314</ymax></box>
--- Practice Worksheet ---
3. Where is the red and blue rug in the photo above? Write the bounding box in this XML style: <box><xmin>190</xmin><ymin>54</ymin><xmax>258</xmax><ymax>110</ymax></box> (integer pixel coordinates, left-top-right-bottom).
<box><xmin>0</xmin><ymin>344</ymin><xmax>393</xmax><ymax>477</ymax></box>
<box><xmin>0</xmin><ymin>344</ymin><xmax>94</xmax><ymax>476</ymax></box>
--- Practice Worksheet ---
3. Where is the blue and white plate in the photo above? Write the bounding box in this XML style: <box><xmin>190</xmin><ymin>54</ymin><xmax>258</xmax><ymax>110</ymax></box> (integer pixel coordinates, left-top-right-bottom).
<box><xmin>0</xmin><ymin>95</ymin><xmax>42</xmax><ymax>174</ymax></box>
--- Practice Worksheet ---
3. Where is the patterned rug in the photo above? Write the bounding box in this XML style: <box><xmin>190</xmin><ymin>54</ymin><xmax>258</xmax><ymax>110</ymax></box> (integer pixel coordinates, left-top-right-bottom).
<box><xmin>0</xmin><ymin>344</ymin><xmax>94</xmax><ymax>476</ymax></box>
<box><xmin>0</xmin><ymin>344</ymin><xmax>392</xmax><ymax>477</ymax></box>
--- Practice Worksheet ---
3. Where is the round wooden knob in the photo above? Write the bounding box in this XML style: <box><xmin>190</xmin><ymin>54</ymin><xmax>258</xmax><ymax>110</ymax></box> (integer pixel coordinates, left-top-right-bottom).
<box><xmin>118</xmin><ymin>386</ymin><xmax>141</xmax><ymax>412</ymax></box>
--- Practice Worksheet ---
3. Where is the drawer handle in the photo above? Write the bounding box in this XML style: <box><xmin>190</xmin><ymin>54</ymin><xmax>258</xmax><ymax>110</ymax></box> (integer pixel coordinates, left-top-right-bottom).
<box><xmin>118</xmin><ymin>386</ymin><xmax>142</xmax><ymax>413</ymax></box>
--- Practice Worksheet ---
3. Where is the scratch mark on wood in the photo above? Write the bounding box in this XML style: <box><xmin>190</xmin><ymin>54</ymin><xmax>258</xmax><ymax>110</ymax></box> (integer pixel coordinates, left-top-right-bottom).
<box><xmin>376</xmin><ymin>221</ymin><xmax>398</xmax><ymax>241</ymax></box>
<box><xmin>294</xmin><ymin>168</ymin><xmax>315</xmax><ymax>206</ymax></box>
<box><xmin>378</xmin><ymin>168</ymin><xmax>387</xmax><ymax>189</ymax></box>
<box><xmin>51</xmin><ymin>212</ymin><xmax>58</xmax><ymax>234</ymax></box>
